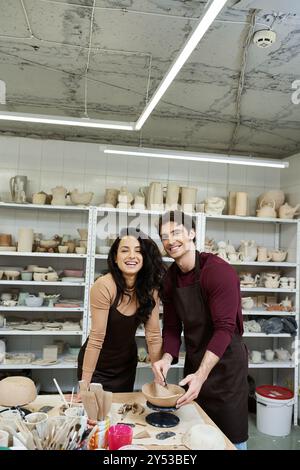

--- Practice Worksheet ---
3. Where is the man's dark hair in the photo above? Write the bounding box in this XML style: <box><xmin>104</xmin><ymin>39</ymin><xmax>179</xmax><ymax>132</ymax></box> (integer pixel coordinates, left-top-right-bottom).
<box><xmin>158</xmin><ymin>210</ymin><xmax>196</xmax><ymax>242</ymax></box>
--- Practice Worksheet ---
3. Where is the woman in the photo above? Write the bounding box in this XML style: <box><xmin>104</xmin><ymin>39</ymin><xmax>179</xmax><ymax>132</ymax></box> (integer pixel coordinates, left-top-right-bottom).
<box><xmin>77</xmin><ymin>228</ymin><xmax>165</xmax><ymax>392</ymax></box>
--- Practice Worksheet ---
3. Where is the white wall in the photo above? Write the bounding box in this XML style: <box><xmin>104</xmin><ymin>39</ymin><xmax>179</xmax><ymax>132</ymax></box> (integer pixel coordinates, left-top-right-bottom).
<box><xmin>0</xmin><ymin>135</ymin><xmax>281</xmax><ymax>212</ymax></box>
<box><xmin>281</xmin><ymin>154</ymin><xmax>300</xmax><ymax>207</ymax></box>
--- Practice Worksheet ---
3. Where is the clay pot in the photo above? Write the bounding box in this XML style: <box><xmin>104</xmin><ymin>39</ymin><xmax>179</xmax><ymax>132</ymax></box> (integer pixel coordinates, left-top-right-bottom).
<box><xmin>257</xmin><ymin>247</ymin><xmax>271</xmax><ymax>262</ymax></box>
<box><xmin>204</xmin><ymin>197</ymin><xmax>226</xmax><ymax>215</ymax></box>
<box><xmin>51</xmin><ymin>186</ymin><xmax>68</xmax><ymax>206</ymax></box>
<box><xmin>70</xmin><ymin>189</ymin><xmax>94</xmax><ymax>206</ymax></box>
<box><xmin>256</xmin><ymin>199</ymin><xmax>276</xmax><ymax>218</ymax></box>
<box><xmin>268</xmin><ymin>249</ymin><xmax>287</xmax><ymax>262</ymax></box>
<box><xmin>278</xmin><ymin>203</ymin><xmax>300</xmax><ymax>219</ymax></box>
<box><xmin>65</xmin><ymin>240</ymin><xmax>76</xmax><ymax>253</ymax></box>
<box><xmin>257</xmin><ymin>190</ymin><xmax>285</xmax><ymax>211</ymax></box>
<box><xmin>32</xmin><ymin>192</ymin><xmax>46</xmax><ymax>205</ymax></box>
<box><xmin>104</xmin><ymin>188</ymin><xmax>119</xmax><ymax>207</ymax></box>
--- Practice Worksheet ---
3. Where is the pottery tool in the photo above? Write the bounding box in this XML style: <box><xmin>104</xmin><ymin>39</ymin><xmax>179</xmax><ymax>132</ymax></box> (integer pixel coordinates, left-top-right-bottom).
<box><xmin>78</xmin><ymin>379</ymin><xmax>88</xmax><ymax>394</ymax></box>
<box><xmin>162</xmin><ymin>372</ymin><xmax>168</xmax><ymax>387</ymax></box>
<box><xmin>80</xmin><ymin>391</ymin><xmax>99</xmax><ymax>421</ymax></box>
<box><xmin>70</xmin><ymin>387</ymin><xmax>74</xmax><ymax>407</ymax></box>
<box><xmin>101</xmin><ymin>391</ymin><xmax>113</xmax><ymax>420</ymax></box>
<box><xmin>89</xmin><ymin>383</ymin><xmax>103</xmax><ymax>420</ymax></box>
<box><xmin>53</xmin><ymin>378</ymin><xmax>69</xmax><ymax>408</ymax></box>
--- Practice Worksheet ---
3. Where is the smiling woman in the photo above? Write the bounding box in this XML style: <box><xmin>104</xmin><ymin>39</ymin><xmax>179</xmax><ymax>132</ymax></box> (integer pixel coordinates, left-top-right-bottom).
<box><xmin>77</xmin><ymin>228</ymin><xmax>166</xmax><ymax>392</ymax></box>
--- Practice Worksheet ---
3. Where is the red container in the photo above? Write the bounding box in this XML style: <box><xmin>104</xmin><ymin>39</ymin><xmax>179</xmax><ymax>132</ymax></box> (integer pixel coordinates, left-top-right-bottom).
<box><xmin>108</xmin><ymin>424</ymin><xmax>133</xmax><ymax>450</ymax></box>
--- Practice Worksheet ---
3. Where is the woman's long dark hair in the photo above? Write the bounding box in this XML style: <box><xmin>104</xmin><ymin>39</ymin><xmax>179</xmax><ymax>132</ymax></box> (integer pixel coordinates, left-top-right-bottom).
<box><xmin>107</xmin><ymin>228</ymin><xmax>166</xmax><ymax>324</ymax></box>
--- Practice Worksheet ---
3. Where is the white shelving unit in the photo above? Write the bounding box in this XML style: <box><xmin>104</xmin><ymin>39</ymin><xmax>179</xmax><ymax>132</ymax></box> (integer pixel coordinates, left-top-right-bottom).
<box><xmin>1</xmin><ymin>204</ymin><xmax>299</xmax><ymax>418</ymax></box>
<box><xmin>202</xmin><ymin>213</ymin><xmax>299</xmax><ymax>425</ymax></box>
<box><xmin>0</xmin><ymin>202</ymin><xmax>93</xmax><ymax>390</ymax></box>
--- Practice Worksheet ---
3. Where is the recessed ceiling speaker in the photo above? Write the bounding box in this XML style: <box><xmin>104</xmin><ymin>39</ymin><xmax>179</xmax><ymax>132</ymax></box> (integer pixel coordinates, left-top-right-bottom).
<box><xmin>253</xmin><ymin>29</ymin><xmax>276</xmax><ymax>48</ymax></box>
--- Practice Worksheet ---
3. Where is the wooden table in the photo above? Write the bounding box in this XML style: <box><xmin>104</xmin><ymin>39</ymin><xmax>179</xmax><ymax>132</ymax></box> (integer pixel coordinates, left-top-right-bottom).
<box><xmin>26</xmin><ymin>391</ymin><xmax>236</xmax><ymax>450</ymax></box>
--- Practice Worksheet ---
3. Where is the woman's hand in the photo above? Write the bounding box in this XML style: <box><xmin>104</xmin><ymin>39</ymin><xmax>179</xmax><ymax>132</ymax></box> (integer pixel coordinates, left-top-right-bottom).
<box><xmin>152</xmin><ymin>353</ymin><xmax>172</xmax><ymax>385</ymax></box>
<box><xmin>176</xmin><ymin>373</ymin><xmax>204</xmax><ymax>408</ymax></box>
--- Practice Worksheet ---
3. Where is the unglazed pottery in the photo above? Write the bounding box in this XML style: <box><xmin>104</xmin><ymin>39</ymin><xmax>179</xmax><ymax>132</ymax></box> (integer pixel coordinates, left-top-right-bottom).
<box><xmin>204</xmin><ymin>197</ymin><xmax>226</xmax><ymax>215</ymax></box>
<box><xmin>17</xmin><ymin>227</ymin><xmax>33</xmax><ymax>252</ymax></box>
<box><xmin>70</xmin><ymin>189</ymin><xmax>94</xmax><ymax>205</ymax></box>
<box><xmin>0</xmin><ymin>376</ymin><xmax>37</xmax><ymax>406</ymax></box>
<box><xmin>256</xmin><ymin>198</ymin><xmax>277</xmax><ymax>218</ymax></box>
<box><xmin>147</xmin><ymin>182</ymin><xmax>164</xmax><ymax>210</ymax></box>
<box><xmin>9</xmin><ymin>175</ymin><xmax>28</xmax><ymax>203</ymax></box>
<box><xmin>51</xmin><ymin>186</ymin><xmax>68</xmax><ymax>206</ymax></box>
<box><xmin>235</xmin><ymin>191</ymin><xmax>248</xmax><ymax>216</ymax></box>
<box><xmin>278</xmin><ymin>203</ymin><xmax>300</xmax><ymax>219</ymax></box>
<box><xmin>142</xmin><ymin>382</ymin><xmax>184</xmax><ymax>407</ymax></box>
<box><xmin>180</xmin><ymin>186</ymin><xmax>197</xmax><ymax>212</ymax></box>
<box><xmin>165</xmin><ymin>182</ymin><xmax>180</xmax><ymax>209</ymax></box>
<box><xmin>183</xmin><ymin>424</ymin><xmax>225</xmax><ymax>450</ymax></box>
<box><xmin>257</xmin><ymin>190</ymin><xmax>285</xmax><ymax>211</ymax></box>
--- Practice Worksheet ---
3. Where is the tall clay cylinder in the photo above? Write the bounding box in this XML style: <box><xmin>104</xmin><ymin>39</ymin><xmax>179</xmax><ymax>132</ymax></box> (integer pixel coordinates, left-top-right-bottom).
<box><xmin>17</xmin><ymin>228</ymin><xmax>34</xmax><ymax>252</ymax></box>
<box><xmin>235</xmin><ymin>192</ymin><xmax>248</xmax><ymax>216</ymax></box>
<box><xmin>228</xmin><ymin>192</ymin><xmax>236</xmax><ymax>215</ymax></box>
<box><xmin>181</xmin><ymin>187</ymin><xmax>197</xmax><ymax>212</ymax></box>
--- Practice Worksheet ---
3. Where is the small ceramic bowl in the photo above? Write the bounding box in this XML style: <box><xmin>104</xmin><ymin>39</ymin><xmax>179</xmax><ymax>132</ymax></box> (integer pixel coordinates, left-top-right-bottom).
<box><xmin>58</xmin><ymin>245</ymin><xmax>69</xmax><ymax>253</ymax></box>
<box><xmin>75</xmin><ymin>247</ymin><xmax>86</xmax><ymax>254</ymax></box>
<box><xmin>97</xmin><ymin>246</ymin><xmax>110</xmax><ymax>255</ymax></box>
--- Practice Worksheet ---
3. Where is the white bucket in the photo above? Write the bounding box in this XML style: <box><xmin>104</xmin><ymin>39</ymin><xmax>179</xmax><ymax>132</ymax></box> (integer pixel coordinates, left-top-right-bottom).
<box><xmin>256</xmin><ymin>392</ymin><xmax>294</xmax><ymax>436</ymax></box>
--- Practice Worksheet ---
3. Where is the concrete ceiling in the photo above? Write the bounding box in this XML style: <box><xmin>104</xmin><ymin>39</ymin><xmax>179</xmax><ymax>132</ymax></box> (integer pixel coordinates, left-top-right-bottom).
<box><xmin>0</xmin><ymin>0</ymin><xmax>299</xmax><ymax>159</ymax></box>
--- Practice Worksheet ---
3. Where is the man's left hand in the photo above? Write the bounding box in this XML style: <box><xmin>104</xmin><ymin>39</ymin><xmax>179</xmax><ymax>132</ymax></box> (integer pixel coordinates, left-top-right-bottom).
<box><xmin>176</xmin><ymin>373</ymin><xmax>204</xmax><ymax>408</ymax></box>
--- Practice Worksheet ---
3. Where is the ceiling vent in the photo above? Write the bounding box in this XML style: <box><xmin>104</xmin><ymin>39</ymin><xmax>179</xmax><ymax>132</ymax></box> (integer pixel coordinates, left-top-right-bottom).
<box><xmin>253</xmin><ymin>29</ymin><xmax>277</xmax><ymax>48</ymax></box>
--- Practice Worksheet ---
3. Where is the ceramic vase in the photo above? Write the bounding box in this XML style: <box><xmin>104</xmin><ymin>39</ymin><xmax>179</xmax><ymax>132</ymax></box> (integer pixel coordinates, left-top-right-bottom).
<box><xmin>165</xmin><ymin>183</ymin><xmax>180</xmax><ymax>209</ymax></box>
<box><xmin>17</xmin><ymin>228</ymin><xmax>34</xmax><ymax>252</ymax></box>
<box><xmin>180</xmin><ymin>187</ymin><xmax>197</xmax><ymax>212</ymax></box>
<box><xmin>235</xmin><ymin>192</ymin><xmax>248</xmax><ymax>216</ymax></box>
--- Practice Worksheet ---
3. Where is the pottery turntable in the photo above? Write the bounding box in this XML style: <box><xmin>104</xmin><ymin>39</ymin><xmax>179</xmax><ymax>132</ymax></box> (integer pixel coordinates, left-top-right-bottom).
<box><xmin>145</xmin><ymin>401</ymin><xmax>179</xmax><ymax>428</ymax></box>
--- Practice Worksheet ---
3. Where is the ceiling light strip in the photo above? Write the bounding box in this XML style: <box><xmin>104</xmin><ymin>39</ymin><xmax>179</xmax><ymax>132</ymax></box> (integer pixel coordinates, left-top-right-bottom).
<box><xmin>134</xmin><ymin>0</ymin><xmax>228</xmax><ymax>130</ymax></box>
<box><xmin>0</xmin><ymin>111</ymin><xmax>135</xmax><ymax>130</ymax></box>
<box><xmin>104</xmin><ymin>146</ymin><xmax>288</xmax><ymax>169</ymax></box>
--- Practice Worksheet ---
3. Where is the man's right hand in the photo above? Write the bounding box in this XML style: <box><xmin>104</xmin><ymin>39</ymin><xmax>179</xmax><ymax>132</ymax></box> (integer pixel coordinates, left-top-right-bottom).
<box><xmin>152</xmin><ymin>353</ymin><xmax>173</xmax><ymax>386</ymax></box>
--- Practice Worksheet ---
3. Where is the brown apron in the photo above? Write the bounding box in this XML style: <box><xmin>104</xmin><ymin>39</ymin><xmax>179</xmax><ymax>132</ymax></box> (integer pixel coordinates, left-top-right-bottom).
<box><xmin>170</xmin><ymin>252</ymin><xmax>248</xmax><ymax>443</ymax></box>
<box><xmin>78</xmin><ymin>302</ymin><xmax>140</xmax><ymax>393</ymax></box>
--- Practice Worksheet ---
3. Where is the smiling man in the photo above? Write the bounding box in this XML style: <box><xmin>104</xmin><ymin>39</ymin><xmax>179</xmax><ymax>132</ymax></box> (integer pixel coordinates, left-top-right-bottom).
<box><xmin>152</xmin><ymin>211</ymin><xmax>248</xmax><ymax>449</ymax></box>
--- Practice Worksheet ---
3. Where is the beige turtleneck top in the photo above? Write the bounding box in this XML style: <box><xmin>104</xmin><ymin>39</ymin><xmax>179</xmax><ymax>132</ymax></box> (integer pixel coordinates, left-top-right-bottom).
<box><xmin>82</xmin><ymin>273</ymin><xmax>162</xmax><ymax>384</ymax></box>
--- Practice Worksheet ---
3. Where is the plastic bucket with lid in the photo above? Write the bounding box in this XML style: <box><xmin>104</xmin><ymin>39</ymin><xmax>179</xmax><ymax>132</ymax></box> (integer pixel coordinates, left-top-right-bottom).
<box><xmin>255</xmin><ymin>385</ymin><xmax>294</xmax><ymax>436</ymax></box>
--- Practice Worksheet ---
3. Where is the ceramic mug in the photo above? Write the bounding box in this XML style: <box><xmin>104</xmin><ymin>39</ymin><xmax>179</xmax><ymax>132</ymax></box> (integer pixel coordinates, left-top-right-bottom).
<box><xmin>264</xmin><ymin>349</ymin><xmax>274</xmax><ymax>361</ymax></box>
<box><xmin>251</xmin><ymin>350</ymin><xmax>262</xmax><ymax>363</ymax></box>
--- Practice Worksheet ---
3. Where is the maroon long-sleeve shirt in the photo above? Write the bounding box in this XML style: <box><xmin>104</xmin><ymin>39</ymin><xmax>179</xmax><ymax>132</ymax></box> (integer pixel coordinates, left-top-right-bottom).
<box><xmin>162</xmin><ymin>252</ymin><xmax>244</xmax><ymax>363</ymax></box>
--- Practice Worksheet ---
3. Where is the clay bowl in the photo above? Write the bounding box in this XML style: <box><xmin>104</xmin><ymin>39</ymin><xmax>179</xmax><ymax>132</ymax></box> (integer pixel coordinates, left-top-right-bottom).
<box><xmin>39</xmin><ymin>240</ymin><xmax>59</xmax><ymax>249</ymax></box>
<box><xmin>142</xmin><ymin>382</ymin><xmax>185</xmax><ymax>408</ymax></box>
<box><xmin>63</xmin><ymin>269</ymin><xmax>84</xmax><ymax>277</ymax></box>
<box><xmin>4</xmin><ymin>270</ymin><xmax>20</xmax><ymax>280</ymax></box>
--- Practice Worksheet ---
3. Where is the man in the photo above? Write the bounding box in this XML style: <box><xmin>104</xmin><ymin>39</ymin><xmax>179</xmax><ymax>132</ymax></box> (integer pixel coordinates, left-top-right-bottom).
<box><xmin>152</xmin><ymin>210</ymin><xmax>248</xmax><ymax>449</ymax></box>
